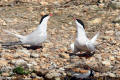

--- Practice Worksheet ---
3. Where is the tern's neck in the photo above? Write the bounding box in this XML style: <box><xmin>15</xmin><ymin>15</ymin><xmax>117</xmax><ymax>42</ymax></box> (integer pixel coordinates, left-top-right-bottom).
<box><xmin>38</xmin><ymin>20</ymin><xmax>48</xmax><ymax>31</ymax></box>
<box><xmin>76</xmin><ymin>26</ymin><xmax>86</xmax><ymax>37</ymax></box>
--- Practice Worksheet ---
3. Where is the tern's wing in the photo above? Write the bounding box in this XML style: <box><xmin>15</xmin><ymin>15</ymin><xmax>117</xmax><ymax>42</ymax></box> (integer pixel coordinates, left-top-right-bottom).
<box><xmin>90</xmin><ymin>32</ymin><xmax>99</xmax><ymax>45</ymax></box>
<box><xmin>86</xmin><ymin>41</ymin><xmax>95</xmax><ymax>52</ymax></box>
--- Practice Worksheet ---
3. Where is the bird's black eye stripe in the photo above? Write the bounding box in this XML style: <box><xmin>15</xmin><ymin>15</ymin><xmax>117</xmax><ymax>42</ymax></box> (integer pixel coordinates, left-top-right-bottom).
<box><xmin>76</xmin><ymin>19</ymin><xmax>85</xmax><ymax>28</ymax></box>
<box><xmin>39</xmin><ymin>15</ymin><xmax>49</xmax><ymax>24</ymax></box>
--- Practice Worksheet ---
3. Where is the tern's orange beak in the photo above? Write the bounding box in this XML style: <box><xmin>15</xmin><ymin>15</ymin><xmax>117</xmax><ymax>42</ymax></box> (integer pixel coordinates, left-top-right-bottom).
<box><xmin>49</xmin><ymin>13</ymin><xmax>53</xmax><ymax>16</ymax></box>
<box><xmin>73</xmin><ymin>17</ymin><xmax>76</xmax><ymax>20</ymax></box>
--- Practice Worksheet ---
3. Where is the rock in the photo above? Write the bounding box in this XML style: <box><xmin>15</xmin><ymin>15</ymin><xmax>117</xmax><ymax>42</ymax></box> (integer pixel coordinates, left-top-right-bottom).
<box><xmin>107</xmin><ymin>72</ymin><xmax>116</xmax><ymax>77</ymax></box>
<box><xmin>109</xmin><ymin>1</ymin><xmax>120</xmax><ymax>9</ymax></box>
<box><xmin>2</xmin><ymin>53</ymin><xmax>14</xmax><ymax>60</ymax></box>
<box><xmin>113</xmin><ymin>15</ymin><xmax>120</xmax><ymax>23</ymax></box>
<box><xmin>1</xmin><ymin>72</ymin><xmax>9</xmax><ymax>77</ymax></box>
<box><xmin>115</xmin><ymin>31</ymin><xmax>120</xmax><ymax>40</ymax></box>
<box><xmin>40</xmin><ymin>1</ymin><xmax>48</xmax><ymax>6</ymax></box>
<box><xmin>40</xmin><ymin>11</ymin><xmax>46</xmax><ymax>16</ymax></box>
<box><xmin>116</xmin><ymin>55</ymin><xmax>120</xmax><ymax>61</ymax></box>
<box><xmin>32</xmin><ymin>77</ymin><xmax>44</xmax><ymax>80</ymax></box>
<box><xmin>109</xmin><ymin>56</ymin><xmax>115</xmax><ymax>61</ymax></box>
<box><xmin>89</xmin><ymin>18</ymin><xmax>102</xmax><ymax>24</ymax></box>
<box><xmin>0</xmin><ymin>59</ymin><xmax>8</xmax><ymax>66</ymax></box>
<box><xmin>59</xmin><ymin>53</ymin><xmax>70</xmax><ymax>59</ymax></box>
<box><xmin>102</xmin><ymin>60</ymin><xmax>111</xmax><ymax>66</ymax></box>
<box><xmin>45</xmin><ymin>70</ymin><xmax>61</xmax><ymax>79</ymax></box>
<box><xmin>30</xmin><ymin>53</ymin><xmax>39</xmax><ymax>58</ymax></box>
<box><xmin>31</xmin><ymin>73</ymin><xmax>37</xmax><ymax>78</ymax></box>
<box><xmin>54</xmin><ymin>77</ymin><xmax>61</xmax><ymax>80</ymax></box>
<box><xmin>0</xmin><ymin>18</ymin><xmax>7</xmax><ymax>26</ymax></box>
<box><xmin>105</xmin><ymin>30</ymin><xmax>114</xmax><ymax>35</ymax></box>
<box><xmin>11</xmin><ymin>59</ymin><xmax>27</xmax><ymax>66</ymax></box>
<box><xmin>17</xmin><ymin>49</ymin><xmax>31</xmax><ymax>57</ymax></box>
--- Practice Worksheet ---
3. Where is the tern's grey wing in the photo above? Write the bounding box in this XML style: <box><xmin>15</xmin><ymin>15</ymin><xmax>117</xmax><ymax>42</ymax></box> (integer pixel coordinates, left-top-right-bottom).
<box><xmin>25</xmin><ymin>30</ymin><xmax>47</xmax><ymax>45</ymax></box>
<box><xmin>90</xmin><ymin>32</ymin><xmax>99</xmax><ymax>44</ymax></box>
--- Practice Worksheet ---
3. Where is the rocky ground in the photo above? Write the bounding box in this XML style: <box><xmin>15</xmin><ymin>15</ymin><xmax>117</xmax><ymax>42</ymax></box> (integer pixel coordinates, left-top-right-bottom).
<box><xmin>0</xmin><ymin>0</ymin><xmax>120</xmax><ymax>80</ymax></box>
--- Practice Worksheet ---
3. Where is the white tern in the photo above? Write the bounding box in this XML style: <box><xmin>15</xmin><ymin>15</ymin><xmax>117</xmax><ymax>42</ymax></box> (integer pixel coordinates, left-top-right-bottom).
<box><xmin>70</xmin><ymin>19</ymin><xmax>99</xmax><ymax>53</ymax></box>
<box><xmin>2</xmin><ymin>14</ymin><xmax>52</xmax><ymax>46</ymax></box>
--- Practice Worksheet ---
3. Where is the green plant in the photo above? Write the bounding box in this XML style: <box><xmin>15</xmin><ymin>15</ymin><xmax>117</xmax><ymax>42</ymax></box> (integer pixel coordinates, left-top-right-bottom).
<box><xmin>13</xmin><ymin>66</ymin><xmax>31</xmax><ymax>75</ymax></box>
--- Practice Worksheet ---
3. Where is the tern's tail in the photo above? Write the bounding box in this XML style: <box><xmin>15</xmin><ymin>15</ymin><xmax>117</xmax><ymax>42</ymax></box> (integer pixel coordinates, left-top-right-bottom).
<box><xmin>3</xmin><ymin>30</ymin><xmax>24</xmax><ymax>39</ymax></box>
<box><xmin>90</xmin><ymin>32</ymin><xmax>99</xmax><ymax>45</ymax></box>
<box><xmin>1</xmin><ymin>41</ymin><xmax>23</xmax><ymax>46</ymax></box>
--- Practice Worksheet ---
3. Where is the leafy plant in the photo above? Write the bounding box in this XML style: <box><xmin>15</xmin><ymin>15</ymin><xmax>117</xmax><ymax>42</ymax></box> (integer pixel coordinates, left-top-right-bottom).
<box><xmin>13</xmin><ymin>66</ymin><xmax>31</xmax><ymax>75</ymax></box>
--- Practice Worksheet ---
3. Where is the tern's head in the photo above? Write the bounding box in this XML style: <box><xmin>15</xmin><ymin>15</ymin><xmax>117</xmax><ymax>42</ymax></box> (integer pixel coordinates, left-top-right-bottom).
<box><xmin>75</xmin><ymin>19</ymin><xmax>85</xmax><ymax>29</ymax></box>
<box><xmin>39</xmin><ymin>13</ymin><xmax>52</xmax><ymax>24</ymax></box>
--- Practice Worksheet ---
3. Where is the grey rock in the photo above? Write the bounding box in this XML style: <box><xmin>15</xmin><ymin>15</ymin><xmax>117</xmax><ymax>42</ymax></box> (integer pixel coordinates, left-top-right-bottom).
<box><xmin>115</xmin><ymin>31</ymin><xmax>120</xmax><ymax>40</ymax></box>
<box><xmin>107</xmin><ymin>72</ymin><xmax>116</xmax><ymax>77</ymax></box>
<box><xmin>11</xmin><ymin>59</ymin><xmax>27</xmax><ymax>66</ymax></box>
<box><xmin>31</xmin><ymin>73</ymin><xmax>37</xmax><ymax>78</ymax></box>
<box><xmin>109</xmin><ymin>1</ymin><xmax>120</xmax><ymax>9</ymax></box>
<box><xmin>30</xmin><ymin>53</ymin><xmax>39</xmax><ymax>58</ymax></box>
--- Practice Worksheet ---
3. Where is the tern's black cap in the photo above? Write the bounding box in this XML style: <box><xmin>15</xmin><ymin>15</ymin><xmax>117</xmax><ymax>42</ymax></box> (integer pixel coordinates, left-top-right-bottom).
<box><xmin>39</xmin><ymin>14</ymin><xmax>49</xmax><ymax>24</ymax></box>
<box><xmin>76</xmin><ymin>19</ymin><xmax>85</xmax><ymax>28</ymax></box>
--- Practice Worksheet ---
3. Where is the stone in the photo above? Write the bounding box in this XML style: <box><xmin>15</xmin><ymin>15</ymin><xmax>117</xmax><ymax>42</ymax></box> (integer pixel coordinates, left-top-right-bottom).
<box><xmin>109</xmin><ymin>56</ymin><xmax>115</xmax><ymax>61</ymax></box>
<box><xmin>107</xmin><ymin>72</ymin><xmax>116</xmax><ymax>77</ymax></box>
<box><xmin>89</xmin><ymin>18</ymin><xmax>102</xmax><ymax>24</ymax></box>
<box><xmin>31</xmin><ymin>73</ymin><xmax>37</xmax><ymax>78</ymax></box>
<box><xmin>1</xmin><ymin>73</ymin><xmax>9</xmax><ymax>77</ymax></box>
<box><xmin>102</xmin><ymin>60</ymin><xmax>111</xmax><ymax>66</ymax></box>
<box><xmin>54</xmin><ymin>77</ymin><xmax>61</xmax><ymax>80</ymax></box>
<box><xmin>109</xmin><ymin>1</ymin><xmax>120</xmax><ymax>9</ymax></box>
<box><xmin>0</xmin><ymin>18</ymin><xmax>7</xmax><ymax>26</ymax></box>
<box><xmin>40</xmin><ymin>1</ymin><xmax>48</xmax><ymax>6</ymax></box>
<box><xmin>11</xmin><ymin>59</ymin><xmax>27</xmax><ymax>66</ymax></box>
<box><xmin>45</xmin><ymin>71</ymin><xmax>61</xmax><ymax>79</ymax></box>
<box><xmin>115</xmin><ymin>31</ymin><xmax>120</xmax><ymax>40</ymax></box>
<box><xmin>40</xmin><ymin>11</ymin><xmax>46</xmax><ymax>16</ymax></box>
<box><xmin>59</xmin><ymin>53</ymin><xmax>70</xmax><ymax>59</ymax></box>
<box><xmin>0</xmin><ymin>59</ymin><xmax>8</xmax><ymax>66</ymax></box>
<box><xmin>30</xmin><ymin>53</ymin><xmax>39</xmax><ymax>58</ymax></box>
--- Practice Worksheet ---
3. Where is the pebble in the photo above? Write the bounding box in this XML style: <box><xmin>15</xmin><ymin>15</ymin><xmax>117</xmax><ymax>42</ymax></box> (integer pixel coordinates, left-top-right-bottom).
<box><xmin>0</xmin><ymin>59</ymin><xmax>8</xmax><ymax>66</ymax></box>
<box><xmin>107</xmin><ymin>72</ymin><xmax>116</xmax><ymax>77</ymax></box>
<box><xmin>45</xmin><ymin>70</ymin><xmax>61</xmax><ymax>79</ymax></box>
<box><xmin>11</xmin><ymin>59</ymin><xmax>27</xmax><ymax>66</ymax></box>
<box><xmin>30</xmin><ymin>53</ymin><xmax>39</xmax><ymax>58</ymax></box>
<box><xmin>59</xmin><ymin>53</ymin><xmax>70</xmax><ymax>59</ymax></box>
<box><xmin>18</xmin><ymin>49</ymin><xmax>31</xmax><ymax>56</ymax></box>
<box><xmin>40</xmin><ymin>11</ymin><xmax>46</xmax><ymax>16</ymax></box>
<box><xmin>102</xmin><ymin>60</ymin><xmax>111</xmax><ymax>66</ymax></box>
<box><xmin>40</xmin><ymin>1</ymin><xmax>48</xmax><ymax>6</ymax></box>
<box><xmin>109</xmin><ymin>1</ymin><xmax>120</xmax><ymax>9</ymax></box>
<box><xmin>115</xmin><ymin>31</ymin><xmax>120</xmax><ymax>40</ymax></box>
<box><xmin>1</xmin><ymin>73</ymin><xmax>9</xmax><ymax>77</ymax></box>
<box><xmin>89</xmin><ymin>18</ymin><xmax>102</xmax><ymax>24</ymax></box>
<box><xmin>0</xmin><ymin>18</ymin><xmax>7</xmax><ymax>26</ymax></box>
<box><xmin>31</xmin><ymin>73</ymin><xmax>37</xmax><ymax>78</ymax></box>
<box><xmin>109</xmin><ymin>56</ymin><xmax>115</xmax><ymax>61</ymax></box>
